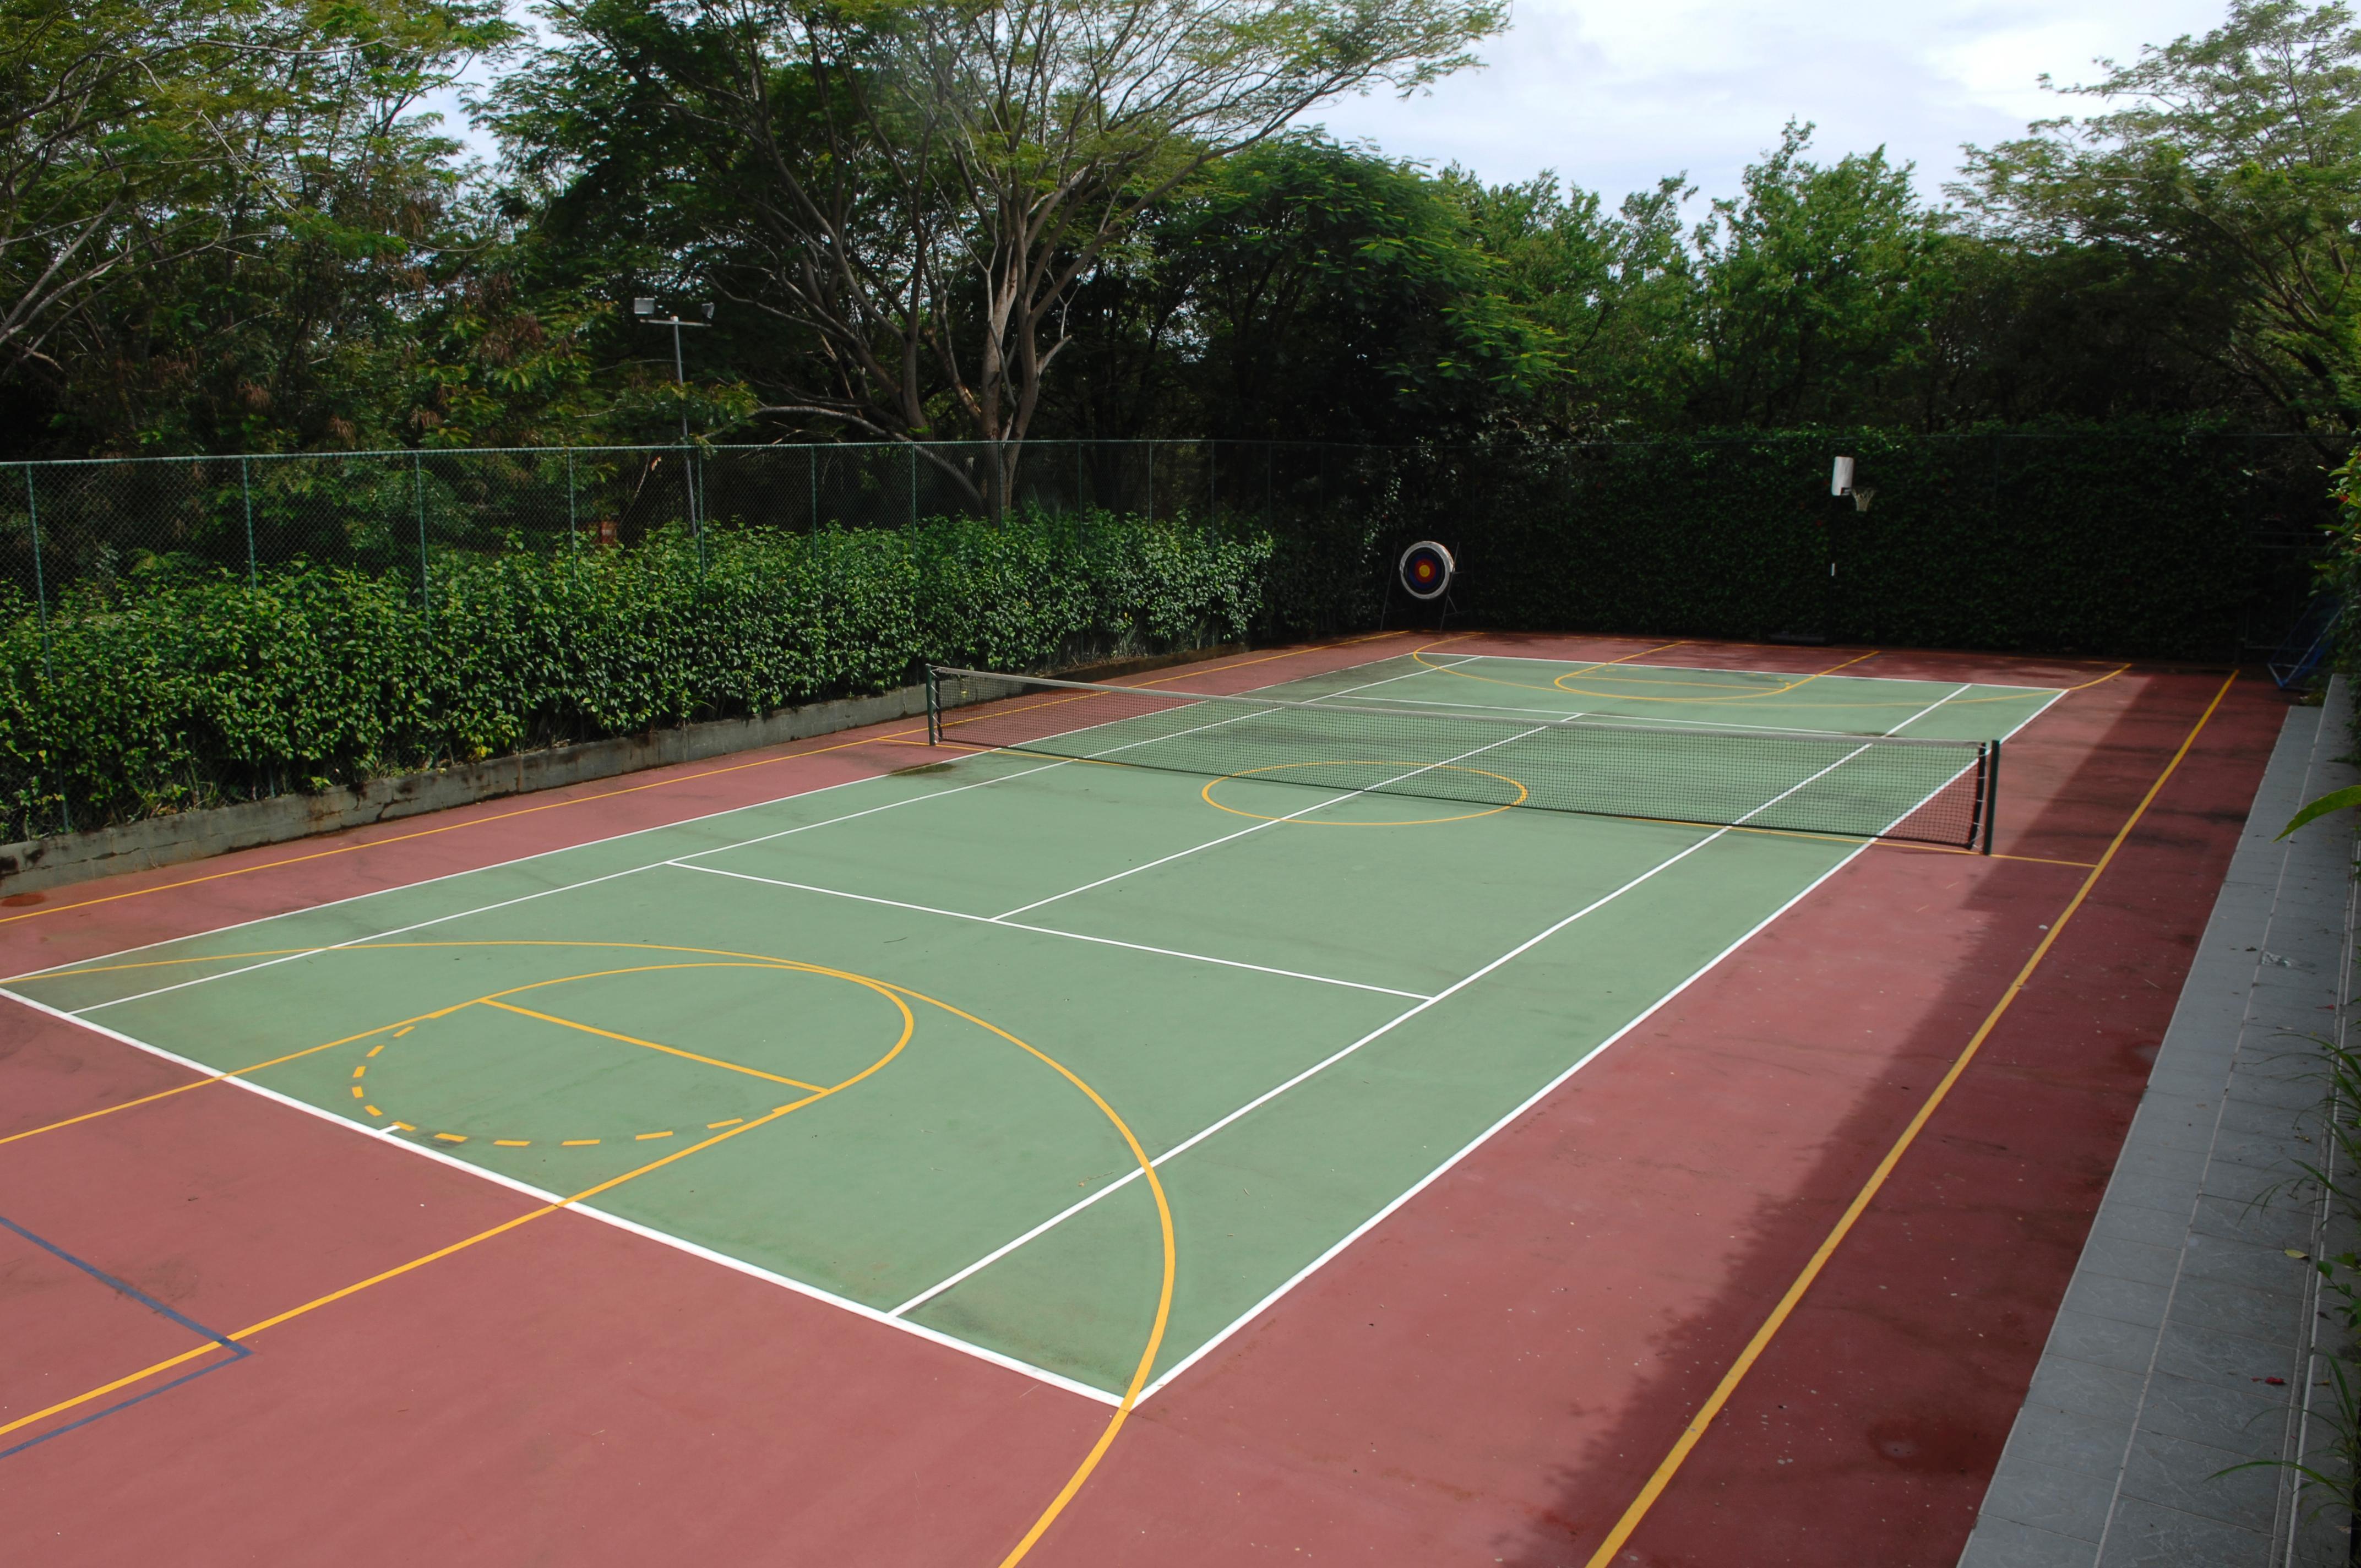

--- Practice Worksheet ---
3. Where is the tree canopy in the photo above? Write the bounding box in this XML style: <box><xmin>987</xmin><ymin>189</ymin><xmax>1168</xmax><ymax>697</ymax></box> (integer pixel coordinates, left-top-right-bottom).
<box><xmin>2</xmin><ymin>0</ymin><xmax>2353</xmax><ymax>461</ymax></box>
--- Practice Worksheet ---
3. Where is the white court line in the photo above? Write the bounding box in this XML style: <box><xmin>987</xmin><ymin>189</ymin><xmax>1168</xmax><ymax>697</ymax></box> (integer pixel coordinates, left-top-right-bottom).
<box><xmin>1428</xmin><ymin>651</ymin><xmax>2058</xmax><ymax>692</ymax></box>
<box><xmin>1303</xmin><ymin>687</ymin><xmax>2048</xmax><ymax>738</ymax></box>
<box><xmin>0</xmin><ymin>986</ymin><xmax>1125</xmax><ymax>1407</ymax></box>
<box><xmin>38</xmin><ymin>658</ymin><xmax>1450</xmax><ymax>1011</ymax></box>
<box><xmin>891</xmin><ymin>736</ymin><xmax>1884</xmax><ymax>1325</ymax></box>
<box><xmin>4</xmin><ymin>656</ymin><xmax>2081</xmax><ymax>1410</ymax></box>
<box><xmin>1137</xmin><ymin>837</ymin><xmax>1873</xmax><ymax>1399</ymax></box>
<box><xmin>1884</xmin><ymin>683</ymin><xmax>1971</xmax><ymax>737</ymax></box>
<box><xmin>1135</xmin><ymin>685</ymin><xmax>2073</xmax><ymax>1400</ymax></box>
<box><xmin>993</xmin><ymin>717</ymin><xmax>1541</xmax><ymax>921</ymax></box>
<box><xmin>886</xmin><ymin>827</ymin><xmax>1729</xmax><ymax>1321</ymax></box>
<box><xmin>6</xmin><ymin>646</ymin><xmax>1448</xmax><ymax>992</ymax></box>
<box><xmin>667</xmin><ymin>862</ymin><xmax>1433</xmax><ymax>1000</ymax></box>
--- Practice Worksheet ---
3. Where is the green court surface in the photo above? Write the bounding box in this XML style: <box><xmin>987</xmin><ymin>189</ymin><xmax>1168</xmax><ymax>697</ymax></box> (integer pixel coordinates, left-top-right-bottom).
<box><xmin>0</xmin><ymin>651</ymin><xmax>2061</xmax><ymax>1406</ymax></box>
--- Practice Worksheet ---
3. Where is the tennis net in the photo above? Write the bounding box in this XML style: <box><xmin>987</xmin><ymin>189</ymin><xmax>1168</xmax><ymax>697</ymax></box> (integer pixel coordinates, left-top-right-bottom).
<box><xmin>926</xmin><ymin>666</ymin><xmax>1998</xmax><ymax>852</ymax></box>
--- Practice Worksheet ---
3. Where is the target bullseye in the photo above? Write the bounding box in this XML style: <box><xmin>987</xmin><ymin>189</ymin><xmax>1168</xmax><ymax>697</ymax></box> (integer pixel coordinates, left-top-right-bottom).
<box><xmin>1398</xmin><ymin>540</ymin><xmax>1454</xmax><ymax>601</ymax></box>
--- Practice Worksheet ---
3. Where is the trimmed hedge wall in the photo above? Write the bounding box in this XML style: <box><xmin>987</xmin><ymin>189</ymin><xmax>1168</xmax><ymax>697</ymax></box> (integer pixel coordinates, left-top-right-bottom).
<box><xmin>1</xmin><ymin>511</ymin><xmax>1270</xmax><ymax>841</ymax></box>
<box><xmin>1264</xmin><ymin>430</ymin><xmax>2327</xmax><ymax>657</ymax></box>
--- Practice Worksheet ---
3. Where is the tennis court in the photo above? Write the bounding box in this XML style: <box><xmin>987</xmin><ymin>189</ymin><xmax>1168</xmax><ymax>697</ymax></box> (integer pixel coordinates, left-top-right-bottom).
<box><xmin>4</xmin><ymin>647</ymin><xmax>2052</xmax><ymax>1402</ymax></box>
<box><xmin>2</xmin><ymin>631</ymin><xmax>2270</xmax><ymax>1566</ymax></box>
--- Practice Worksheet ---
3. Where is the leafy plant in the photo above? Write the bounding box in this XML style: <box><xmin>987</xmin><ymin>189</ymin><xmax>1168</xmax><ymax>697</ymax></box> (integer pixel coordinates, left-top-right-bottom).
<box><xmin>0</xmin><ymin>510</ymin><xmax>1270</xmax><ymax>840</ymax></box>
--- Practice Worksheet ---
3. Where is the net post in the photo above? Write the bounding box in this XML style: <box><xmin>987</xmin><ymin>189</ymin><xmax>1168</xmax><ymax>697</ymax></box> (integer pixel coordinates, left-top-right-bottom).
<box><xmin>1978</xmin><ymin>740</ymin><xmax>2001</xmax><ymax>854</ymax></box>
<box><xmin>926</xmin><ymin>665</ymin><xmax>940</xmax><ymax>745</ymax></box>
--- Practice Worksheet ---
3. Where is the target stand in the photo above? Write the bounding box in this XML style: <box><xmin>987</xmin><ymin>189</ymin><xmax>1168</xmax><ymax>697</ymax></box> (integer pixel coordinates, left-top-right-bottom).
<box><xmin>1379</xmin><ymin>540</ymin><xmax>1460</xmax><ymax>631</ymax></box>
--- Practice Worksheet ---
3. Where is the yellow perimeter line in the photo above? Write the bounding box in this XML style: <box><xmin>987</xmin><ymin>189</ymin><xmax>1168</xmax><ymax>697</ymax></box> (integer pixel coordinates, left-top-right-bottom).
<box><xmin>0</xmin><ymin>993</ymin><xmax>913</xmax><ymax>1445</ymax></box>
<box><xmin>0</xmin><ymin>942</ymin><xmax>1177</xmax><ymax>1568</ymax></box>
<box><xmin>1579</xmin><ymin>668</ymin><xmax>2240</xmax><ymax>1568</ymax></box>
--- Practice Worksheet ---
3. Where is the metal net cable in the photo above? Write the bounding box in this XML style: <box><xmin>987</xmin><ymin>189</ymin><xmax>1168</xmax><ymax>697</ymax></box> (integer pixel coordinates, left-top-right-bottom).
<box><xmin>927</xmin><ymin>666</ymin><xmax>1998</xmax><ymax>851</ymax></box>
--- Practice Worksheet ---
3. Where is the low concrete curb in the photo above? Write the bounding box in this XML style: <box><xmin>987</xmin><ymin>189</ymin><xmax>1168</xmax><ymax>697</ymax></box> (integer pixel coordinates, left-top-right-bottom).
<box><xmin>1961</xmin><ymin>679</ymin><xmax>2358</xmax><ymax>1566</ymax></box>
<box><xmin>0</xmin><ymin>641</ymin><xmax>1249</xmax><ymax>899</ymax></box>
<box><xmin>0</xmin><ymin>685</ymin><xmax>932</xmax><ymax>898</ymax></box>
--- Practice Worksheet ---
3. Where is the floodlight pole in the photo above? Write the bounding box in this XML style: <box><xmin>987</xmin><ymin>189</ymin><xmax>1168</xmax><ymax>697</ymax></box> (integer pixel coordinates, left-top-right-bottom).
<box><xmin>634</xmin><ymin>296</ymin><xmax>712</xmax><ymax>557</ymax></box>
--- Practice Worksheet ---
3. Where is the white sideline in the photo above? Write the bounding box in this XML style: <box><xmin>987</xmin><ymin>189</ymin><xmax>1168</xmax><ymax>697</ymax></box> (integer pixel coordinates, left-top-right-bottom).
<box><xmin>888</xmin><ymin>729</ymin><xmax>1891</xmax><ymax>1327</ymax></box>
<box><xmin>0</xmin><ymin>986</ymin><xmax>1127</xmax><ymax>1408</ymax></box>
<box><xmin>36</xmin><ymin>656</ymin><xmax>1461</xmax><ymax>1012</ymax></box>
<box><xmin>0</xmin><ymin>650</ymin><xmax>2077</xmax><ymax>1409</ymax></box>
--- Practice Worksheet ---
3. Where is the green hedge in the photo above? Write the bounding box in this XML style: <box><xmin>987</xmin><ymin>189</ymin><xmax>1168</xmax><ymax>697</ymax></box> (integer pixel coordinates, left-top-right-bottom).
<box><xmin>1256</xmin><ymin>430</ymin><xmax>2327</xmax><ymax>657</ymax></box>
<box><xmin>0</xmin><ymin>511</ymin><xmax>1270</xmax><ymax>841</ymax></box>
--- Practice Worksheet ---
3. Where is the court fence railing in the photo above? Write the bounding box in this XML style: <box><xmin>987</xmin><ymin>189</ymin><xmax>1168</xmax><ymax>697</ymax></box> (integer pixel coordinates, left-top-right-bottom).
<box><xmin>0</xmin><ymin>431</ymin><xmax>2332</xmax><ymax>663</ymax></box>
<box><xmin>0</xmin><ymin>430</ymin><xmax>2335</xmax><ymax>846</ymax></box>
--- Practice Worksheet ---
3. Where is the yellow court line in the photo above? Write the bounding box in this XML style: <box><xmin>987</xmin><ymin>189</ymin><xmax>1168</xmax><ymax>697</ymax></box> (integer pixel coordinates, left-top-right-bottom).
<box><xmin>0</xmin><ymin>631</ymin><xmax>1410</xmax><ymax>932</ymax></box>
<box><xmin>1409</xmin><ymin>642</ymin><xmax>1876</xmax><ymax>705</ymax></box>
<box><xmin>0</xmin><ymin>944</ymin><xmax>1176</xmax><ymax>1568</ymax></box>
<box><xmin>0</xmin><ymin>974</ymin><xmax>916</xmax><ymax>1446</ymax></box>
<box><xmin>1</xmin><ymin>957</ymin><xmax>869</xmax><ymax>1147</ymax></box>
<box><xmin>478</xmin><ymin>999</ymin><xmax>826</xmax><ymax>1091</ymax></box>
<box><xmin>1426</xmin><ymin>639</ymin><xmax>2131</xmax><ymax>711</ymax></box>
<box><xmin>1579</xmin><ymin>669</ymin><xmax>2240</xmax><ymax>1568</ymax></box>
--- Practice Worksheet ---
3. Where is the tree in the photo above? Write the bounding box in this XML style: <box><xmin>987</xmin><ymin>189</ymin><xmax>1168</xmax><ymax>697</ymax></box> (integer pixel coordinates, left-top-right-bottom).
<box><xmin>1685</xmin><ymin>122</ymin><xmax>1951</xmax><ymax>428</ymax></box>
<box><xmin>1448</xmin><ymin>168</ymin><xmax>1694</xmax><ymax>435</ymax></box>
<box><xmin>26</xmin><ymin>0</ymin><xmax>519</xmax><ymax>454</ymax></box>
<box><xmin>499</xmin><ymin>0</ymin><xmax>1502</xmax><ymax>499</ymax></box>
<box><xmin>0</xmin><ymin>0</ymin><xmax>232</xmax><ymax>382</ymax></box>
<box><xmin>1957</xmin><ymin>0</ymin><xmax>2361</xmax><ymax>434</ymax></box>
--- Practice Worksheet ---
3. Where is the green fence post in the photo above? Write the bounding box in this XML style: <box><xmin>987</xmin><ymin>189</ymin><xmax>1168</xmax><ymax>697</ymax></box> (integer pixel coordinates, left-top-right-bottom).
<box><xmin>809</xmin><ymin>444</ymin><xmax>819</xmax><ymax>531</ymax></box>
<box><xmin>688</xmin><ymin>443</ymin><xmax>706</xmax><ymax>574</ymax></box>
<box><xmin>1146</xmin><ymin>440</ymin><xmax>1154</xmax><ymax>523</ymax></box>
<box><xmin>566</xmin><ymin>448</ymin><xmax>579</xmax><ymax>588</ymax></box>
<box><xmin>240</xmin><ymin>455</ymin><xmax>258</xmax><ymax>588</ymax></box>
<box><xmin>24</xmin><ymin>466</ymin><xmax>69</xmax><ymax>835</ymax></box>
<box><xmin>909</xmin><ymin>443</ymin><xmax>918</xmax><ymax>529</ymax></box>
<box><xmin>414</xmin><ymin>451</ymin><xmax>431</xmax><ymax>620</ymax></box>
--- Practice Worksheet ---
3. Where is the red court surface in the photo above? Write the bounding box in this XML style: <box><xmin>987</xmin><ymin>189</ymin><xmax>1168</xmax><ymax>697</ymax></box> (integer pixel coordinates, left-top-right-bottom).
<box><xmin>0</xmin><ymin>630</ymin><xmax>2281</xmax><ymax>1566</ymax></box>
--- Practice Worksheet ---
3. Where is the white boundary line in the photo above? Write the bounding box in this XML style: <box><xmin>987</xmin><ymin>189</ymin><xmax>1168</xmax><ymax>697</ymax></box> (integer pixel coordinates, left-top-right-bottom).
<box><xmin>1128</xmin><ymin>677</ymin><xmax>2071</xmax><ymax>1401</ymax></box>
<box><xmin>1134</xmin><ymin>839</ymin><xmax>1870</xmax><ymax>1398</ymax></box>
<box><xmin>667</xmin><ymin>862</ymin><xmax>1432</xmax><ymax>1000</ymax></box>
<box><xmin>0</xmin><ymin>655</ymin><xmax>2081</xmax><ymax>1409</ymax></box>
<box><xmin>4</xmin><ymin>646</ymin><xmax>1448</xmax><ymax>990</ymax></box>
<box><xmin>0</xmin><ymin>987</ymin><xmax>1125</xmax><ymax>1408</ymax></box>
<box><xmin>889</xmin><ymin>734</ymin><xmax>1887</xmax><ymax>1325</ymax></box>
<box><xmin>1428</xmin><ymin>650</ymin><xmax>2058</xmax><ymax>692</ymax></box>
<box><xmin>37</xmin><ymin>660</ymin><xmax>1456</xmax><ymax>1010</ymax></box>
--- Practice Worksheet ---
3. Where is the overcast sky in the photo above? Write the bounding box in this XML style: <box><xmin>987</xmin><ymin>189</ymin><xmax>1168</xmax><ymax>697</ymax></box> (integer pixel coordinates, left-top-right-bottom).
<box><xmin>437</xmin><ymin>0</ymin><xmax>2237</xmax><ymax>211</ymax></box>
<box><xmin>1304</xmin><ymin>0</ymin><xmax>2234</xmax><ymax>209</ymax></box>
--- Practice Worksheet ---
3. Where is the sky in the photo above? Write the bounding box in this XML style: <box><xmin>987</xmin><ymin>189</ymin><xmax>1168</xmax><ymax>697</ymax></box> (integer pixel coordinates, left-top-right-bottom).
<box><xmin>1304</xmin><ymin>0</ymin><xmax>2234</xmax><ymax>208</ymax></box>
<box><xmin>432</xmin><ymin>0</ymin><xmax>2237</xmax><ymax>211</ymax></box>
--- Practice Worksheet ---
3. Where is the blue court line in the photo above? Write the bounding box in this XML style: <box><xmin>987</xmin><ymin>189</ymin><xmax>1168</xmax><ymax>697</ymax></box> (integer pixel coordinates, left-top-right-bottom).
<box><xmin>0</xmin><ymin>1210</ymin><xmax>250</xmax><ymax>1461</ymax></box>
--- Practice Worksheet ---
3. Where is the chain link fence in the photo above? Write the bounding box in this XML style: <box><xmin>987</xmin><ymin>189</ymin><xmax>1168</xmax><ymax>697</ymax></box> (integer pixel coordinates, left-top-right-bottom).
<box><xmin>0</xmin><ymin>432</ymin><xmax>2336</xmax><ymax>845</ymax></box>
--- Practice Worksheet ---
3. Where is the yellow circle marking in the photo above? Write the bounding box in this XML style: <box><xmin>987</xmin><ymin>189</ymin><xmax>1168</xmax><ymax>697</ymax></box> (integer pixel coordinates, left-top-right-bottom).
<box><xmin>347</xmin><ymin>960</ymin><xmax>871</xmax><ymax>1148</ymax></box>
<box><xmin>1411</xmin><ymin>640</ymin><xmax>2123</xmax><ymax>711</ymax></box>
<box><xmin>5</xmin><ymin>938</ymin><xmax>1173</xmax><ymax>1566</ymax></box>
<box><xmin>1200</xmin><ymin>759</ymin><xmax>1529</xmax><ymax>826</ymax></box>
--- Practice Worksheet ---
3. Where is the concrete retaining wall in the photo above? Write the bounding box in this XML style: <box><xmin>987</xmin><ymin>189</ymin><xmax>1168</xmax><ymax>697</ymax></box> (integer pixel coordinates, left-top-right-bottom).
<box><xmin>0</xmin><ymin>643</ymin><xmax>1245</xmax><ymax>899</ymax></box>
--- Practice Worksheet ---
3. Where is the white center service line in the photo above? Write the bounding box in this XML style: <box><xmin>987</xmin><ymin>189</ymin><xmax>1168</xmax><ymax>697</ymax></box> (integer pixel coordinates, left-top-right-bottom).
<box><xmin>994</xmin><ymin>718</ymin><xmax>1536</xmax><ymax>921</ymax></box>
<box><xmin>666</xmin><ymin>861</ymin><xmax>1432</xmax><ymax>1000</ymax></box>
<box><xmin>50</xmin><ymin>659</ymin><xmax>1455</xmax><ymax>1014</ymax></box>
<box><xmin>890</xmin><ymin>732</ymin><xmax>1889</xmax><ymax>1323</ymax></box>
